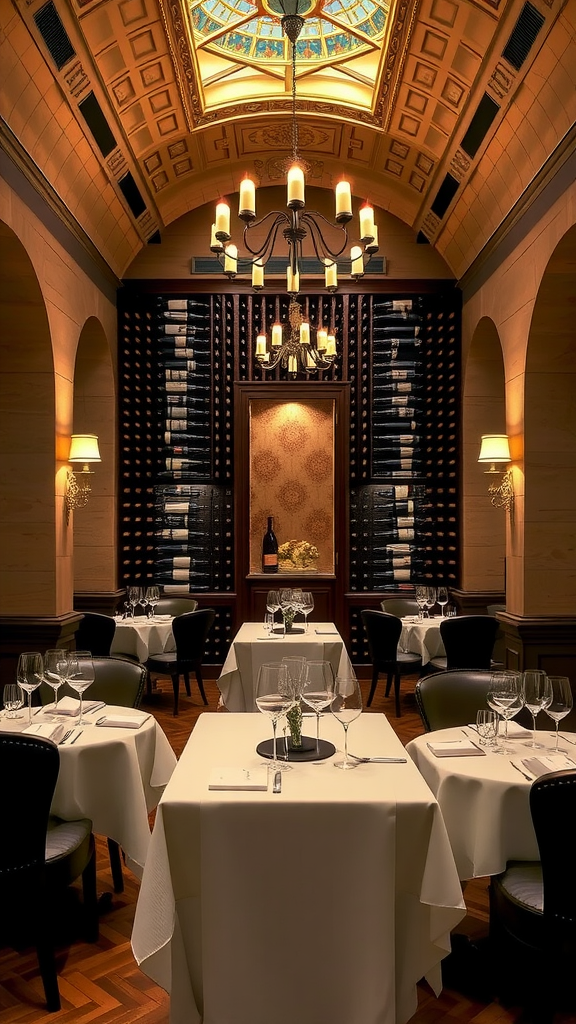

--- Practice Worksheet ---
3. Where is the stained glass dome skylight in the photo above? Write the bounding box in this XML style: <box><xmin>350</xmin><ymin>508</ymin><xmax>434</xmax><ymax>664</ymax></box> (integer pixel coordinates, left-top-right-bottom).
<box><xmin>185</xmin><ymin>0</ymin><xmax>391</xmax><ymax>112</ymax></box>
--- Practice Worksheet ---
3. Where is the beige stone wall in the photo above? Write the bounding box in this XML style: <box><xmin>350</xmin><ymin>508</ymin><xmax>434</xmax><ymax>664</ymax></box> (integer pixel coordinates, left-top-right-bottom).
<box><xmin>461</xmin><ymin>178</ymin><xmax>576</xmax><ymax>616</ymax></box>
<box><xmin>0</xmin><ymin>181</ymin><xmax>117</xmax><ymax>617</ymax></box>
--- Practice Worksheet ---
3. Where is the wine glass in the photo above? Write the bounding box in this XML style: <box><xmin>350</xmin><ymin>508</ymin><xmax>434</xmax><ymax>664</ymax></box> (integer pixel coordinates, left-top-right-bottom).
<box><xmin>425</xmin><ymin>587</ymin><xmax>437</xmax><ymax>617</ymax></box>
<box><xmin>301</xmin><ymin>591</ymin><xmax>314</xmax><ymax>632</ymax></box>
<box><xmin>487</xmin><ymin>670</ymin><xmax>525</xmax><ymax>754</ymax></box>
<box><xmin>437</xmin><ymin>586</ymin><xmax>449</xmax><ymax>617</ymax></box>
<box><xmin>302</xmin><ymin>660</ymin><xmax>334</xmax><ymax>754</ymax></box>
<box><xmin>3</xmin><ymin>683</ymin><xmax>24</xmax><ymax>719</ymax></box>
<box><xmin>522</xmin><ymin>670</ymin><xmax>552</xmax><ymax>749</ymax></box>
<box><xmin>544</xmin><ymin>676</ymin><xmax>573</xmax><ymax>752</ymax></box>
<box><xmin>127</xmin><ymin>586</ymin><xmax>139</xmax><ymax>618</ymax></box>
<box><xmin>16</xmin><ymin>652</ymin><xmax>44</xmax><ymax>724</ymax></box>
<box><xmin>68</xmin><ymin>651</ymin><xmax>95</xmax><ymax>725</ymax></box>
<box><xmin>255</xmin><ymin>662</ymin><xmax>294</xmax><ymax>773</ymax></box>
<box><xmin>147</xmin><ymin>585</ymin><xmax>160</xmax><ymax>620</ymax></box>
<box><xmin>291</xmin><ymin>589</ymin><xmax>304</xmax><ymax>627</ymax></box>
<box><xmin>415</xmin><ymin>585</ymin><xmax>427</xmax><ymax>619</ymax></box>
<box><xmin>330</xmin><ymin>673</ymin><xmax>363</xmax><ymax>770</ymax></box>
<box><xmin>44</xmin><ymin>649</ymin><xmax>69</xmax><ymax>715</ymax></box>
<box><xmin>140</xmin><ymin>588</ymin><xmax>150</xmax><ymax>618</ymax></box>
<box><xmin>266</xmin><ymin>591</ymin><xmax>280</xmax><ymax>632</ymax></box>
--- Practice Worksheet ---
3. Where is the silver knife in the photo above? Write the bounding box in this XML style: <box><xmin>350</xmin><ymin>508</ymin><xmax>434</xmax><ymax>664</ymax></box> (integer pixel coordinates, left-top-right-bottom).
<box><xmin>272</xmin><ymin>770</ymin><xmax>282</xmax><ymax>793</ymax></box>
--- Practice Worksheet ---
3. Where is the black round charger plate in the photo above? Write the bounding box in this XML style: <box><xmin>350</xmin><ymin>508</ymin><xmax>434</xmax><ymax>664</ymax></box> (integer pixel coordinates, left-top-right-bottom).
<box><xmin>272</xmin><ymin>626</ymin><xmax>305</xmax><ymax>634</ymax></box>
<box><xmin>256</xmin><ymin>735</ymin><xmax>335</xmax><ymax>762</ymax></box>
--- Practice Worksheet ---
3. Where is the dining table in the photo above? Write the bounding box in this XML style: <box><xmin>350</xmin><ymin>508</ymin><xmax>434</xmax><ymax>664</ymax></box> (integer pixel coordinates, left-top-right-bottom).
<box><xmin>406</xmin><ymin>724</ymin><xmax>576</xmax><ymax>880</ymax></box>
<box><xmin>399</xmin><ymin>615</ymin><xmax>446</xmax><ymax>665</ymax></box>
<box><xmin>217</xmin><ymin>621</ymin><xmax>355</xmax><ymax>712</ymax></box>
<box><xmin>111</xmin><ymin>614</ymin><xmax>176</xmax><ymax>663</ymax></box>
<box><xmin>132</xmin><ymin>711</ymin><xmax>466</xmax><ymax>1024</ymax></box>
<box><xmin>1</xmin><ymin>705</ymin><xmax>177</xmax><ymax>876</ymax></box>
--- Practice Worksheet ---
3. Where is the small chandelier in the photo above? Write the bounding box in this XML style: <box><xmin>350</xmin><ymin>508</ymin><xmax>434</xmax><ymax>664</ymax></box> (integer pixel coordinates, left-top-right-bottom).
<box><xmin>65</xmin><ymin>433</ymin><xmax>101</xmax><ymax>523</ymax></box>
<box><xmin>209</xmin><ymin>1</ymin><xmax>378</xmax><ymax>374</ymax></box>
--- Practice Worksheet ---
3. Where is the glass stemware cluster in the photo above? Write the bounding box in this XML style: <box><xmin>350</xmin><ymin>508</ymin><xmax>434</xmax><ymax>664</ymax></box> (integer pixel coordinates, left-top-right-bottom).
<box><xmin>415</xmin><ymin>586</ymin><xmax>437</xmax><ymax>618</ymax></box>
<box><xmin>486</xmin><ymin>669</ymin><xmax>573</xmax><ymax>754</ymax></box>
<box><xmin>13</xmin><ymin>649</ymin><xmax>96</xmax><ymax>726</ymax></box>
<box><xmin>265</xmin><ymin>589</ymin><xmax>314</xmax><ymax>633</ymax></box>
<box><xmin>255</xmin><ymin>657</ymin><xmax>363</xmax><ymax>771</ymax></box>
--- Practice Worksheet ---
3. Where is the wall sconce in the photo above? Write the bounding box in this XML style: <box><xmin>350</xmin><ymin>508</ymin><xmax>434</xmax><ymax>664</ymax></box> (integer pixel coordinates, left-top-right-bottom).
<box><xmin>65</xmin><ymin>434</ymin><xmax>101</xmax><ymax>523</ymax></box>
<box><xmin>478</xmin><ymin>434</ymin><xmax>514</xmax><ymax>514</ymax></box>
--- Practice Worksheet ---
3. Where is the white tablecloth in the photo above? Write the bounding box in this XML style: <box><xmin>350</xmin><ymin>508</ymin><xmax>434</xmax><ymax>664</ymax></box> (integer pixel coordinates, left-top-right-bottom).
<box><xmin>111</xmin><ymin>616</ymin><xmax>176</xmax><ymax>663</ymax></box>
<box><xmin>406</xmin><ymin>726</ymin><xmax>547</xmax><ymax>878</ymax></box>
<box><xmin>2</xmin><ymin>707</ymin><xmax>177</xmax><ymax>876</ymax></box>
<box><xmin>217</xmin><ymin>621</ymin><xmax>355</xmax><ymax>712</ymax></box>
<box><xmin>400</xmin><ymin>616</ymin><xmax>445</xmax><ymax>665</ymax></box>
<box><xmin>132</xmin><ymin>712</ymin><xmax>465</xmax><ymax>1024</ymax></box>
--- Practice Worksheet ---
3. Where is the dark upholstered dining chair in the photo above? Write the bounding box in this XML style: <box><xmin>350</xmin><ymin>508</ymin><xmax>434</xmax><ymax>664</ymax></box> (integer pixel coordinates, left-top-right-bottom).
<box><xmin>74</xmin><ymin>612</ymin><xmax>116</xmax><ymax>656</ymax></box>
<box><xmin>360</xmin><ymin>609</ymin><xmax>422</xmax><ymax>717</ymax></box>
<box><xmin>146</xmin><ymin>608</ymin><xmax>215</xmax><ymax>715</ymax></box>
<box><xmin>415</xmin><ymin>668</ymin><xmax>493</xmax><ymax>731</ymax></box>
<box><xmin>427</xmin><ymin>614</ymin><xmax>500</xmax><ymax>672</ymax></box>
<box><xmin>489</xmin><ymin>769</ymin><xmax>576</xmax><ymax>1019</ymax></box>
<box><xmin>380</xmin><ymin>598</ymin><xmax>420</xmax><ymax>617</ymax></box>
<box><xmin>38</xmin><ymin>656</ymin><xmax>147</xmax><ymax>894</ymax></box>
<box><xmin>154</xmin><ymin>596</ymin><xmax>198</xmax><ymax>616</ymax></box>
<box><xmin>0</xmin><ymin>733</ymin><xmax>98</xmax><ymax>1012</ymax></box>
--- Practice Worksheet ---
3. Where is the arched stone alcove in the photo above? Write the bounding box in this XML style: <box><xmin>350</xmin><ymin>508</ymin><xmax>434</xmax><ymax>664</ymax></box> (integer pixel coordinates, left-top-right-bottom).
<box><xmin>461</xmin><ymin>316</ymin><xmax>507</xmax><ymax>595</ymax></box>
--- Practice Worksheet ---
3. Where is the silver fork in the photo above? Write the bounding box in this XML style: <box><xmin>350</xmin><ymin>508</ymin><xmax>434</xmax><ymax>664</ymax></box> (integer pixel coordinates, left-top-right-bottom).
<box><xmin>59</xmin><ymin>729</ymin><xmax>73</xmax><ymax>745</ymax></box>
<box><xmin>348</xmin><ymin>754</ymin><xmax>407</xmax><ymax>763</ymax></box>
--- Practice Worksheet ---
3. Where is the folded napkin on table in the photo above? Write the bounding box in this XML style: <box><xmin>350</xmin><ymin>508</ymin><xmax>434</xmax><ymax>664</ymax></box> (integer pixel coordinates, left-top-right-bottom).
<box><xmin>427</xmin><ymin>738</ymin><xmax>485</xmax><ymax>757</ymax></box>
<box><xmin>42</xmin><ymin>697</ymin><xmax>105</xmax><ymax>716</ymax></box>
<box><xmin>468</xmin><ymin>720</ymin><xmax>530</xmax><ymax>736</ymax></box>
<box><xmin>24</xmin><ymin>721</ymin><xmax>66</xmax><ymax>743</ymax></box>
<box><xmin>517</xmin><ymin>754</ymin><xmax>576</xmax><ymax>779</ymax></box>
<box><xmin>208</xmin><ymin>768</ymin><xmax>268</xmax><ymax>791</ymax></box>
<box><xmin>96</xmin><ymin>713</ymin><xmax>148</xmax><ymax>729</ymax></box>
<box><xmin>315</xmin><ymin>628</ymin><xmax>338</xmax><ymax>635</ymax></box>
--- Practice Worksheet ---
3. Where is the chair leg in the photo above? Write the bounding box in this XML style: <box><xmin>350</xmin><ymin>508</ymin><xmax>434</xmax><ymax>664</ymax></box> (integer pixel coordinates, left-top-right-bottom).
<box><xmin>37</xmin><ymin>937</ymin><xmax>60</xmax><ymax>1012</ymax></box>
<box><xmin>171</xmin><ymin>674</ymin><xmax>180</xmax><ymax>715</ymax></box>
<box><xmin>367</xmin><ymin>666</ymin><xmax>379</xmax><ymax>707</ymax></box>
<box><xmin>107</xmin><ymin>837</ymin><xmax>124</xmax><ymax>894</ymax></box>
<box><xmin>394</xmin><ymin>671</ymin><xmax>401</xmax><ymax>718</ymax></box>
<box><xmin>195</xmin><ymin>667</ymin><xmax>208</xmax><ymax>706</ymax></box>
<box><xmin>385</xmin><ymin>670</ymin><xmax>393</xmax><ymax>697</ymax></box>
<box><xmin>83</xmin><ymin>840</ymin><xmax>99</xmax><ymax>942</ymax></box>
<box><xmin>183</xmin><ymin>671</ymin><xmax>191</xmax><ymax>697</ymax></box>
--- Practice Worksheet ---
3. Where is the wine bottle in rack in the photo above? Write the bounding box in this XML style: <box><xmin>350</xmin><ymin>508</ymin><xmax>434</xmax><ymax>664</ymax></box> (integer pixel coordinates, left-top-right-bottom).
<box><xmin>262</xmin><ymin>516</ymin><xmax>278</xmax><ymax>574</ymax></box>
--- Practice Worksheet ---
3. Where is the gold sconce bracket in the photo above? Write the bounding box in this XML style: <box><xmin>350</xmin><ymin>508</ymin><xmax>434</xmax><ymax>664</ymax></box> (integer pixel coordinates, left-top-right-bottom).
<box><xmin>65</xmin><ymin>468</ymin><xmax>93</xmax><ymax>524</ymax></box>
<box><xmin>488</xmin><ymin>469</ymin><xmax>514</xmax><ymax>515</ymax></box>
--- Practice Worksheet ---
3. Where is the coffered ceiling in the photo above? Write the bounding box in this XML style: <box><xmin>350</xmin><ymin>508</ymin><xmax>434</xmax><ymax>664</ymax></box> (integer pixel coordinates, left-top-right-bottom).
<box><xmin>1</xmin><ymin>0</ymin><xmax>574</xmax><ymax>280</ymax></box>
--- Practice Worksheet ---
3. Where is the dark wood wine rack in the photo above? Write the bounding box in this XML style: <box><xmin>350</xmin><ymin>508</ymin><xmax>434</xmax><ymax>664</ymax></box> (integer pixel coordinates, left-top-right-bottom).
<box><xmin>119</xmin><ymin>282</ymin><xmax>460</xmax><ymax>665</ymax></box>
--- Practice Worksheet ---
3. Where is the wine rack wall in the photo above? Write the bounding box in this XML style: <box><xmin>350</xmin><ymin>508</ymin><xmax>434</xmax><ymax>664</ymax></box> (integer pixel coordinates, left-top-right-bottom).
<box><xmin>119</xmin><ymin>283</ymin><xmax>460</xmax><ymax>665</ymax></box>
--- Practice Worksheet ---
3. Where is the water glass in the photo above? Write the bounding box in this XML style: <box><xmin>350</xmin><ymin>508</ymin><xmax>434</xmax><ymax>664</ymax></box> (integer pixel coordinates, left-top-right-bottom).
<box><xmin>476</xmin><ymin>709</ymin><xmax>498</xmax><ymax>747</ymax></box>
<box><xmin>3</xmin><ymin>684</ymin><xmax>24</xmax><ymax>719</ymax></box>
<box><xmin>263</xmin><ymin>611</ymin><xmax>274</xmax><ymax>634</ymax></box>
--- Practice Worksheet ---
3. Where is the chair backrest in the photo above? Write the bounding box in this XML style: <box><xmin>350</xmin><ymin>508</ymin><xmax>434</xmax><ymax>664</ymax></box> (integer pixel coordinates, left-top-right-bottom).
<box><xmin>0</xmin><ymin>734</ymin><xmax>59</xmax><ymax>879</ymax></box>
<box><xmin>381</xmin><ymin>598</ymin><xmax>420</xmax><ymax>617</ymax></box>
<box><xmin>530</xmin><ymin>769</ymin><xmax>576</xmax><ymax>942</ymax></box>
<box><xmin>439</xmin><ymin>614</ymin><xmax>500</xmax><ymax>670</ymax></box>
<box><xmin>155</xmin><ymin>597</ymin><xmax>199</xmax><ymax>616</ymax></box>
<box><xmin>415</xmin><ymin>669</ymin><xmax>493</xmax><ymax>731</ymax></box>
<box><xmin>172</xmin><ymin>609</ymin><xmax>215</xmax><ymax>663</ymax></box>
<box><xmin>39</xmin><ymin>656</ymin><xmax>147</xmax><ymax>708</ymax></box>
<box><xmin>75</xmin><ymin>612</ymin><xmax>116</xmax><ymax>656</ymax></box>
<box><xmin>360</xmin><ymin>610</ymin><xmax>402</xmax><ymax>665</ymax></box>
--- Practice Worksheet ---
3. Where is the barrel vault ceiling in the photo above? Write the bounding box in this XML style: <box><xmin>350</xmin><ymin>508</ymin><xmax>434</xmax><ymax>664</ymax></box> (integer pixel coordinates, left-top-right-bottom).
<box><xmin>1</xmin><ymin>0</ymin><xmax>575</xmax><ymax>280</ymax></box>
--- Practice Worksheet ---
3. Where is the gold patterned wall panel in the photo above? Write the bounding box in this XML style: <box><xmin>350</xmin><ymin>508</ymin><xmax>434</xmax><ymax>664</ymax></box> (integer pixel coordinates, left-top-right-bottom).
<box><xmin>249</xmin><ymin>400</ymin><xmax>335</xmax><ymax>575</ymax></box>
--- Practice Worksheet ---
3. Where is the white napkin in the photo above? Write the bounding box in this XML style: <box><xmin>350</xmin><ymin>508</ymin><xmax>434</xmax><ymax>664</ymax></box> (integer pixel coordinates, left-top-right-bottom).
<box><xmin>43</xmin><ymin>697</ymin><xmax>105</xmax><ymax>716</ymax></box>
<box><xmin>518</xmin><ymin>754</ymin><xmax>576</xmax><ymax>779</ymax></box>
<box><xmin>208</xmin><ymin>768</ymin><xmax>268</xmax><ymax>791</ymax></box>
<box><xmin>24</xmin><ymin>721</ymin><xmax>66</xmax><ymax>743</ymax></box>
<box><xmin>315</xmin><ymin>628</ymin><xmax>338</xmax><ymax>635</ymax></box>
<box><xmin>500</xmin><ymin>721</ymin><xmax>529</xmax><ymax>737</ymax></box>
<box><xmin>96</xmin><ymin>713</ymin><xmax>148</xmax><ymax>729</ymax></box>
<box><xmin>427</xmin><ymin>738</ymin><xmax>485</xmax><ymax>757</ymax></box>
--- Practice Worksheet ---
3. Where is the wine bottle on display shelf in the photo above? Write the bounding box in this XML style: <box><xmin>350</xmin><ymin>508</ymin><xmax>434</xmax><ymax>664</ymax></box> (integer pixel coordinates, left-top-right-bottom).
<box><xmin>262</xmin><ymin>516</ymin><xmax>278</xmax><ymax>574</ymax></box>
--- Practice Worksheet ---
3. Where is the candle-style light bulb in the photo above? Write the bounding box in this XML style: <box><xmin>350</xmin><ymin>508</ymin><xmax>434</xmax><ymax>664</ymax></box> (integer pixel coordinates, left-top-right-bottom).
<box><xmin>287</xmin><ymin>165</ymin><xmax>305</xmax><ymax>208</ymax></box>
<box><xmin>350</xmin><ymin>245</ymin><xmax>364</xmax><ymax>277</ymax></box>
<box><xmin>272</xmin><ymin>324</ymin><xmax>283</xmax><ymax>347</ymax></box>
<box><xmin>224</xmin><ymin>243</ymin><xmax>237</xmax><ymax>275</ymax></box>
<box><xmin>359</xmin><ymin>203</ymin><xmax>375</xmax><ymax>242</ymax></box>
<box><xmin>325</xmin><ymin>261</ymin><xmax>338</xmax><ymax>292</ymax></box>
<box><xmin>215</xmin><ymin>201</ymin><xmax>231</xmax><ymax>239</ymax></box>
<box><xmin>252</xmin><ymin>261</ymin><xmax>264</xmax><ymax>289</ymax></box>
<box><xmin>255</xmin><ymin>333</ymin><xmax>267</xmax><ymax>357</ymax></box>
<box><xmin>239</xmin><ymin>177</ymin><xmax>256</xmax><ymax>219</ymax></box>
<box><xmin>335</xmin><ymin>180</ymin><xmax>352</xmax><ymax>221</ymax></box>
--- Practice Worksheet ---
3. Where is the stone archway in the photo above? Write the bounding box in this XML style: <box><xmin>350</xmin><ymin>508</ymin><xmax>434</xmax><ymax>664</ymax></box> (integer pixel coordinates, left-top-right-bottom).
<box><xmin>523</xmin><ymin>225</ymin><xmax>576</xmax><ymax>616</ymax></box>
<box><xmin>460</xmin><ymin>316</ymin><xmax>507</xmax><ymax>597</ymax></box>
<box><xmin>72</xmin><ymin>317</ymin><xmax>117</xmax><ymax>601</ymax></box>
<box><xmin>0</xmin><ymin>221</ymin><xmax>57</xmax><ymax>616</ymax></box>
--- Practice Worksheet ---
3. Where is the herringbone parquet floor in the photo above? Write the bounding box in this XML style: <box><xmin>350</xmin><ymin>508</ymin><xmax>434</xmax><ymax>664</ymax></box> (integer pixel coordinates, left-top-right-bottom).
<box><xmin>1</xmin><ymin>672</ymin><xmax>574</xmax><ymax>1023</ymax></box>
